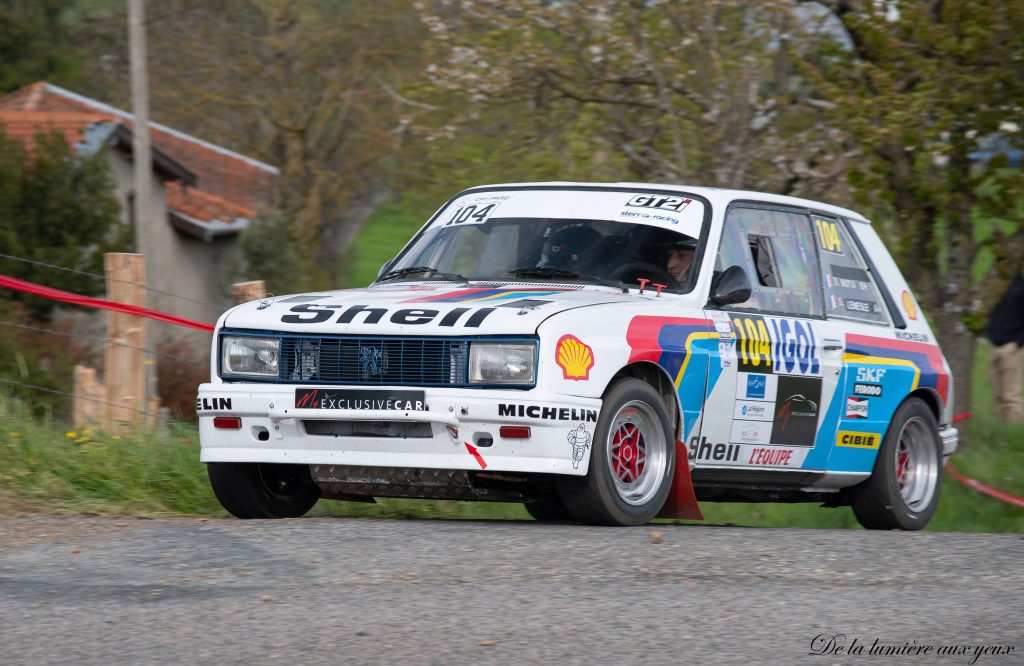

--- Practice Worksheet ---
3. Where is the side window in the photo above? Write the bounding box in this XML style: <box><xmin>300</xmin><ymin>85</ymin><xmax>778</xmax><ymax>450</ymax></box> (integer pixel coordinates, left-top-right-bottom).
<box><xmin>716</xmin><ymin>206</ymin><xmax>824</xmax><ymax>317</ymax></box>
<box><xmin>814</xmin><ymin>216</ymin><xmax>889</xmax><ymax>325</ymax></box>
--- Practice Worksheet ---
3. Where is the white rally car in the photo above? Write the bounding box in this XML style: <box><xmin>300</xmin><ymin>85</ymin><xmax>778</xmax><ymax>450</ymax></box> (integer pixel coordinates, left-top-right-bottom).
<box><xmin>198</xmin><ymin>183</ymin><xmax>958</xmax><ymax>528</ymax></box>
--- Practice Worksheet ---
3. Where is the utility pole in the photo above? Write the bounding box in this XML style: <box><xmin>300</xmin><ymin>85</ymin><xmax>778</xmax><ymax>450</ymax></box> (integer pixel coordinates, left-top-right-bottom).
<box><xmin>127</xmin><ymin>0</ymin><xmax>157</xmax><ymax>414</ymax></box>
<box><xmin>128</xmin><ymin>0</ymin><xmax>152</xmax><ymax>258</ymax></box>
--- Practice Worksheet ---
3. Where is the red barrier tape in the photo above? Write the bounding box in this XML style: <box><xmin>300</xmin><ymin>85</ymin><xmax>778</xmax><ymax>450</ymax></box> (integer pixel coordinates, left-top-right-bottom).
<box><xmin>946</xmin><ymin>463</ymin><xmax>1024</xmax><ymax>508</ymax></box>
<box><xmin>0</xmin><ymin>274</ymin><xmax>215</xmax><ymax>332</ymax></box>
<box><xmin>952</xmin><ymin>411</ymin><xmax>972</xmax><ymax>423</ymax></box>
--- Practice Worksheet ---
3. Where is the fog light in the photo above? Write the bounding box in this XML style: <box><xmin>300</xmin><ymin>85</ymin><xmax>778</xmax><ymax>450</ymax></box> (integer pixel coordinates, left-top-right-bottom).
<box><xmin>213</xmin><ymin>416</ymin><xmax>242</xmax><ymax>429</ymax></box>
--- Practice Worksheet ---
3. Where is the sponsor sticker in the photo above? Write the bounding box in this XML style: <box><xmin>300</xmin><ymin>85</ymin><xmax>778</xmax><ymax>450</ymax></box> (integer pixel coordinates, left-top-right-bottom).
<box><xmin>846</xmin><ymin>397</ymin><xmax>869</xmax><ymax>419</ymax></box>
<box><xmin>555</xmin><ymin>334</ymin><xmax>595</xmax><ymax>381</ymax></box>
<box><xmin>735</xmin><ymin>372</ymin><xmax>779</xmax><ymax>401</ymax></box>
<box><xmin>836</xmin><ymin>430</ymin><xmax>881</xmax><ymax>449</ymax></box>
<box><xmin>568</xmin><ymin>423</ymin><xmax>592</xmax><ymax>469</ymax></box>
<box><xmin>731</xmin><ymin>314</ymin><xmax>821</xmax><ymax>376</ymax></box>
<box><xmin>498</xmin><ymin>403</ymin><xmax>597</xmax><ymax>422</ymax></box>
<box><xmin>294</xmin><ymin>388</ymin><xmax>426</xmax><ymax>411</ymax></box>
<box><xmin>196</xmin><ymin>397</ymin><xmax>232</xmax><ymax>411</ymax></box>
<box><xmin>902</xmin><ymin>290</ymin><xmax>919</xmax><ymax>320</ymax></box>
<box><xmin>895</xmin><ymin>330</ymin><xmax>930</xmax><ymax>342</ymax></box>
<box><xmin>281</xmin><ymin>304</ymin><xmax>496</xmax><ymax>328</ymax></box>
<box><xmin>853</xmin><ymin>383</ymin><xmax>883</xmax><ymax>397</ymax></box>
<box><xmin>688</xmin><ymin>437</ymin><xmax>742</xmax><ymax>463</ymax></box>
<box><xmin>814</xmin><ymin>217</ymin><xmax>843</xmax><ymax>254</ymax></box>
<box><xmin>625</xmin><ymin>194</ymin><xmax>693</xmax><ymax>213</ymax></box>
<box><xmin>733</xmin><ymin>400</ymin><xmax>773</xmax><ymax>422</ymax></box>
<box><xmin>856</xmin><ymin>367</ymin><xmax>887</xmax><ymax>383</ymax></box>
<box><xmin>747</xmin><ymin>447</ymin><xmax>796</xmax><ymax>467</ymax></box>
<box><xmin>770</xmin><ymin>376</ymin><xmax>822</xmax><ymax>447</ymax></box>
<box><xmin>443</xmin><ymin>202</ymin><xmax>501</xmax><ymax>226</ymax></box>
<box><xmin>729</xmin><ymin>419</ymin><xmax>773</xmax><ymax>445</ymax></box>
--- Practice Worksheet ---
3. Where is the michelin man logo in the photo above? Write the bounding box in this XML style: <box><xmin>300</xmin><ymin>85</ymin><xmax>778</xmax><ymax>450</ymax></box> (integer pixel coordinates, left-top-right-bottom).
<box><xmin>567</xmin><ymin>423</ymin><xmax>592</xmax><ymax>469</ymax></box>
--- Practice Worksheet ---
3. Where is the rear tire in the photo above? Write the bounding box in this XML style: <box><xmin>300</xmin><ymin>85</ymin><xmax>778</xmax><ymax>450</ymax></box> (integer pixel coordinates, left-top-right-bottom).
<box><xmin>558</xmin><ymin>379</ymin><xmax>675</xmax><ymax>526</ymax></box>
<box><xmin>850</xmin><ymin>398</ymin><xmax>942</xmax><ymax>530</ymax></box>
<box><xmin>208</xmin><ymin>462</ymin><xmax>321</xmax><ymax>519</ymax></box>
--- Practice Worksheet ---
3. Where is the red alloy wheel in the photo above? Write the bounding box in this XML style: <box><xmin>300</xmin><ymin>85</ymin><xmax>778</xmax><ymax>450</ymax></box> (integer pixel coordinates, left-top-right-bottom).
<box><xmin>610</xmin><ymin>422</ymin><xmax>647</xmax><ymax>483</ymax></box>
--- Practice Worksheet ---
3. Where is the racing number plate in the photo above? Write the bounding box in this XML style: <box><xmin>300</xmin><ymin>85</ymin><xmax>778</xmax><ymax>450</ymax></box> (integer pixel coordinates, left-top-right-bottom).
<box><xmin>294</xmin><ymin>388</ymin><xmax>426</xmax><ymax>411</ymax></box>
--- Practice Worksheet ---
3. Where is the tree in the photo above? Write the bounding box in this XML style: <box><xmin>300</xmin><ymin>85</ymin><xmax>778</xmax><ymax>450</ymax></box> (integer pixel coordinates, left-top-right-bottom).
<box><xmin>0</xmin><ymin>0</ymin><xmax>83</xmax><ymax>94</ymax></box>
<box><xmin>415</xmin><ymin>0</ymin><xmax>851</xmax><ymax>199</ymax></box>
<box><xmin>802</xmin><ymin>0</ymin><xmax>1024</xmax><ymax>417</ymax></box>
<box><xmin>0</xmin><ymin>127</ymin><xmax>125</xmax><ymax>312</ymax></box>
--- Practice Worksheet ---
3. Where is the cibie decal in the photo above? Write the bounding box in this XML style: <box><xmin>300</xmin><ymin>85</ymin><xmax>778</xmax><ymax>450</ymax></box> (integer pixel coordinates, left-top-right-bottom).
<box><xmin>555</xmin><ymin>334</ymin><xmax>594</xmax><ymax>381</ymax></box>
<box><xmin>846</xmin><ymin>397</ymin><xmax>869</xmax><ymax>419</ymax></box>
<box><xmin>902</xmin><ymin>290</ymin><xmax>919</xmax><ymax>320</ymax></box>
<box><xmin>567</xmin><ymin>423</ymin><xmax>592</xmax><ymax>469</ymax></box>
<box><xmin>836</xmin><ymin>431</ymin><xmax>881</xmax><ymax>449</ymax></box>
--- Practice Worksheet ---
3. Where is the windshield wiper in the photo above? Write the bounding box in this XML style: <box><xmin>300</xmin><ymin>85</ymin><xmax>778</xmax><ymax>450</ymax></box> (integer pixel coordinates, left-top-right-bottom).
<box><xmin>509</xmin><ymin>266</ymin><xmax>627</xmax><ymax>292</ymax></box>
<box><xmin>379</xmin><ymin>266</ymin><xmax>469</xmax><ymax>284</ymax></box>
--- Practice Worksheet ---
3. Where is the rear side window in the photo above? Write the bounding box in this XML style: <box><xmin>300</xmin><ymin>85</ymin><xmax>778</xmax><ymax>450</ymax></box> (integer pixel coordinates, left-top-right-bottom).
<box><xmin>716</xmin><ymin>206</ymin><xmax>823</xmax><ymax>317</ymax></box>
<box><xmin>813</xmin><ymin>216</ymin><xmax>889</xmax><ymax>325</ymax></box>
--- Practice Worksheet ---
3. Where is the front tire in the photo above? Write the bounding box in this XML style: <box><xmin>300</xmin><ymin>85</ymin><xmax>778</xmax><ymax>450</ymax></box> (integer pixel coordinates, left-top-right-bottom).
<box><xmin>208</xmin><ymin>462</ymin><xmax>321</xmax><ymax>519</ymax></box>
<box><xmin>558</xmin><ymin>379</ymin><xmax>675</xmax><ymax>526</ymax></box>
<box><xmin>850</xmin><ymin>398</ymin><xmax>942</xmax><ymax>530</ymax></box>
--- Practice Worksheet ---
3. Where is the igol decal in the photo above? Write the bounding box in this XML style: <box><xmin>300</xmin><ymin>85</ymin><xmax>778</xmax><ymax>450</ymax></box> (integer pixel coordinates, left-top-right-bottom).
<box><xmin>555</xmin><ymin>335</ymin><xmax>595</xmax><ymax>381</ymax></box>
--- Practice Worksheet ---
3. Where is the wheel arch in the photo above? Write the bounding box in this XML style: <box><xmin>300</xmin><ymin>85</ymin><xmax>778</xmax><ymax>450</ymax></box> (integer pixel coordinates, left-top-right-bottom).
<box><xmin>605</xmin><ymin>362</ymin><xmax>683</xmax><ymax>439</ymax></box>
<box><xmin>908</xmin><ymin>387</ymin><xmax>942</xmax><ymax>423</ymax></box>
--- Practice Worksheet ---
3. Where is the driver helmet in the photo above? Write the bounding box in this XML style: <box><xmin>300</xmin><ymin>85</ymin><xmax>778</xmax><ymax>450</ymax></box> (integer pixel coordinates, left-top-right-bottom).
<box><xmin>541</xmin><ymin>225</ymin><xmax>601</xmax><ymax>268</ymax></box>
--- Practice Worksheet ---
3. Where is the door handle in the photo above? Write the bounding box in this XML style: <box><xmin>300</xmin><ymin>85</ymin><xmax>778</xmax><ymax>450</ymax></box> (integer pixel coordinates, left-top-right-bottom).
<box><xmin>823</xmin><ymin>338</ymin><xmax>843</xmax><ymax>352</ymax></box>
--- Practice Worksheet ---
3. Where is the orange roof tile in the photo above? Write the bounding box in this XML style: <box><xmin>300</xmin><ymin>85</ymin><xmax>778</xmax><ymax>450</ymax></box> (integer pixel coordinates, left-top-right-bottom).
<box><xmin>165</xmin><ymin>183</ymin><xmax>255</xmax><ymax>224</ymax></box>
<box><xmin>0</xmin><ymin>110</ymin><xmax>120</xmax><ymax>153</ymax></box>
<box><xmin>0</xmin><ymin>83</ymin><xmax>278</xmax><ymax>211</ymax></box>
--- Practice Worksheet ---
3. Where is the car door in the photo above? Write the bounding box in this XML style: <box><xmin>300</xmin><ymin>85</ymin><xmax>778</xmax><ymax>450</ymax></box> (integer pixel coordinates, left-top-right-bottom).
<box><xmin>696</xmin><ymin>203</ymin><xmax>842</xmax><ymax>471</ymax></box>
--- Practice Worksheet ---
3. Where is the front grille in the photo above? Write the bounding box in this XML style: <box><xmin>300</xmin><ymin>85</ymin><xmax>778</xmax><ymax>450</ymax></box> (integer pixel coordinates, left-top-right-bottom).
<box><xmin>280</xmin><ymin>336</ymin><xmax>469</xmax><ymax>386</ymax></box>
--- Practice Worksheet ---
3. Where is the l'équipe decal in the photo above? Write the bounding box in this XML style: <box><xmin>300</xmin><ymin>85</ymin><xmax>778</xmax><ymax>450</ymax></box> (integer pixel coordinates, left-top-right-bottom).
<box><xmin>730</xmin><ymin>314</ymin><xmax>821</xmax><ymax>376</ymax></box>
<box><xmin>687</xmin><ymin>436</ymin><xmax>808</xmax><ymax>467</ymax></box>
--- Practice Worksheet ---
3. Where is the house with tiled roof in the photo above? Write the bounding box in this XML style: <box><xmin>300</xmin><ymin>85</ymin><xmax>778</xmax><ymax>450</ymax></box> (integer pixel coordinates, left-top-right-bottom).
<box><xmin>0</xmin><ymin>82</ymin><xmax>278</xmax><ymax>333</ymax></box>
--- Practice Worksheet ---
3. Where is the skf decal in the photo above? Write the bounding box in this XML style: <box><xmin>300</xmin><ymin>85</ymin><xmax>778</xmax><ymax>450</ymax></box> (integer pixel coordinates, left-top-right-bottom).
<box><xmin>846</xmin><ymin>397</ymin><xmax>869</xmax><ymax>419</ymax></box>
<box><xmin>281</xmin><ymin>303</ymin><xmax>496</xmax><ymax>327</ymax></box>
<box><xmin>814</xmin><ymin>217</ymin><xmax>843</xmax><ymax>254</ymax></box>
<box><xmin>837</xmin><ymin>431</ymin><xmax>881</xmax><ymax>449</ymax></box>
<box><xmin>902</xmin><ymin>290</ymin><xmax>919</xmax><ymax>320</ymax></box>
<box><xmin>555</xmin><ymin>334</ymin><xmax>594</xmax><ymax>381</ymax></box>
<box><xmin>498</xmin><ymin>403</ymin><xmax>597</xmax><ymax>422</ymax></box>
<box><xmin>196</xmin><ymin>397</ymin><xmax>232</xmax><ymax>411</ymax></box>
<box><xmin>568</xmin><ymin>423</ymin><xmax>592</xmax><ymax>469</ymax></box>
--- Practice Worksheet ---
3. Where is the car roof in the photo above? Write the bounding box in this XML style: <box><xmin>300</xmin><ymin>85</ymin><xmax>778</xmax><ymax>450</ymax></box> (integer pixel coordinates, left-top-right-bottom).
<box><xmin>460</xmin><ymin>182</ymin><xmax>871</xmax><ymax>224</ymax></box>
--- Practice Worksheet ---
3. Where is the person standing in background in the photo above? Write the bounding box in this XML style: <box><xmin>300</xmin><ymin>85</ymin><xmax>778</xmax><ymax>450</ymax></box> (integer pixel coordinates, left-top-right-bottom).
<box><xmin>986</xmin><ymin>273</ymin><xmax>1024</xmax><ymax>423</ymax></box>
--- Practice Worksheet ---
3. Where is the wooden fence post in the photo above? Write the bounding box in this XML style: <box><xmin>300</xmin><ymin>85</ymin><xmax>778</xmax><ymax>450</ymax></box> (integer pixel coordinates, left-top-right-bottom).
<box><xmin>103</xmin><ymin>253</ymin><xmax>146</xmax><ymax>432</ymax></box>
<box><xmin>232</xmin><ymin>280</ymin><xmax>266</xmax><ymax>304</ymax></box>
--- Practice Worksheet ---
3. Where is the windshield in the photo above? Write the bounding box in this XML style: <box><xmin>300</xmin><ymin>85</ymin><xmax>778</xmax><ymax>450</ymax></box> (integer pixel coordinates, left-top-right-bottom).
<box><xmin>381</xmin><ymin>188</ymin><xmax>706</xmax><ymax>293</ymax></box>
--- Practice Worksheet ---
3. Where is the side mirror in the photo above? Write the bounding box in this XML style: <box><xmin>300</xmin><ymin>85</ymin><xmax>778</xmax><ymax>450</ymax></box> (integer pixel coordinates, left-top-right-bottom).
<box><xmin>709</xmin><ymin>265</ymin><xmax>752</xmax><ymax>306</ymax></box>
<box><xmin>377</xmin><ymin>258</ymin><xmax>395</xmax><ymax>280</ymax></box>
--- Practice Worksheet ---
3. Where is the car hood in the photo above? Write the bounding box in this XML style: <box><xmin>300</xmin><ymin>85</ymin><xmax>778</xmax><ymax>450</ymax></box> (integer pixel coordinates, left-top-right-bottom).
<box><xmin>222</xmin><ymin>282</ymin><xmax>635</xmax><ymax>336</ymax></box>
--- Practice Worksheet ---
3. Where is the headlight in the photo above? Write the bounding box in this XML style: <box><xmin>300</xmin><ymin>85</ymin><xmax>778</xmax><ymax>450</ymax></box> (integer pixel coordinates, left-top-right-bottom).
<box><xmin>222</xmin><ymin>336</ymin><xmax>280</xmax><ymax>377</ymax></box>
<box><xmin>468</xmin><ymin>342</ymin><xmax>536</xmax><ymax>385</ymax></box>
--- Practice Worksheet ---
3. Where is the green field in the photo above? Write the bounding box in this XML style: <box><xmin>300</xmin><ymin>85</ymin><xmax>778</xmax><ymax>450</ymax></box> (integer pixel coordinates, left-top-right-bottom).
<box><xmin>1</xmin><ymin>341</ymin><xmax>1020</xmax><ymax>530</ymax></box>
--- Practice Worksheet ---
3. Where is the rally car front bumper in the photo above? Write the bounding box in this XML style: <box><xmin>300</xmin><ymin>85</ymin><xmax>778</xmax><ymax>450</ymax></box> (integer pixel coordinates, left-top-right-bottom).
<box><xmin>197</xmin><ymin>383</ymin><xmax>602</xmax><ymax>476</ymax></box>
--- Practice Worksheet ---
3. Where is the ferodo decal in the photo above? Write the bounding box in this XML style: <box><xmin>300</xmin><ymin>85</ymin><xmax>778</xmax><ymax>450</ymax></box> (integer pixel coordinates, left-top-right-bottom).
<box><xmin>770</xmin><ymin>376</ymin><xmax>822</xmax><ymax>447</ymax></box>
<box><xmin>567</xmin><ymin>423</ymin><xmax>592</xmax><ymax>469</ymax></box>
<box><xmin>730</xmin><ymin>315</ymin><xmax>821</xmax><ymax>376</ymax></box>
<box><xmin>814</xmin><ymin>217</ymin><xmax>843</xmax><ymax>254</ymax></box>
<box><xmin>498</xmin><ymin>403</ymin><xmax>597</xmax><ymax>422</ymax></box>
<box><xmin>845</xmin><ymin>334</ymin><xmax>948</xmax><ymax>405</ymax></box>
<box><xmin>196</xmin><ymin>397</ymin><xmax>232</xmax><ymax>411</ymax></box>
<box><xmin>836</xmin><ymin>430</ymin><xmax>881</xmax><ymax>449</ymax></box>
<box><xmin>626</xmin><ymin>316</ymin><xmax>720</xmax><ymax>441</ymax></box>
<box><xmin>402</xmin><ymin>287</ymin><xmax>572</xmax><ymax>303</ymax></box>
<box><xmin>281</xmin><ymin>303</ymin><xmax>496</xmax><ymax>327</ymax></box>
<box><xmin>902</xmin><ymin>290</ymin><xmax>919</xmax><ymax>320</ymax></box>
<box><xmin>555</xmin><ymin>335</ymin><xmax>595</xmax><ymax>381</ymax></box>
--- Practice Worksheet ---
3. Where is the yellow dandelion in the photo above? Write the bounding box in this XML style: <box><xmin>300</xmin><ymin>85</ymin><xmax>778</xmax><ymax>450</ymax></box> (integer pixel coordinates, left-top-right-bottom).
<box><xmin>111</xmin><ymin>435</ymin><xmax>121</xmax><ymax>440</ymax></box>
<box><xmin>82</xmin><ymin>429</ymin><xmax>92</xmax><ymax>435</ymax></box>
<box><xmin>8</xmin><ymin>432</ymin><xmax>20</xmax><ymax>437</ymax></box>
<box><xmin>65</xmin><ymin>431</ymin><xmax>77</xmax><ymax>438</ymax></box>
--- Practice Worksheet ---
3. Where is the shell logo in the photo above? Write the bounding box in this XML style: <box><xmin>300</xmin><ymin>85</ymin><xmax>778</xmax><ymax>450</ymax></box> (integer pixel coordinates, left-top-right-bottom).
<box><xmin>555</xmin><ymin>334</ymin><xmax>594</xmax><ymax>381</ymax></box>
<box><xmin>902</xmin><ymin>290</ymin><xmax>918</xmax><ymax>320</ymax></box>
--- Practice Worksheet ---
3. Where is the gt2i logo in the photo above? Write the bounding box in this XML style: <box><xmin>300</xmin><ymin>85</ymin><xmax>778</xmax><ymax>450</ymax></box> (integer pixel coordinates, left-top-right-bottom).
<box><xmin>281</xmin><ymin>304</ymin><xmax>495</xmax><ymax>327</ymax></box>
<box><xmin>836</xmin><ymin>430</ymin><xmax>881</xmax><ymax>449</ymax></box>
<box><xmin>814</xmin><ymin>217</ymin><xmax>843</xmax><ymax>254</ymax></box>
<box><xmin>444</xmin><ymin>203</ymin><xmax>499</xmax><ymax>226</ymax></box>
<box><xmin>731</xmin><ymin>315</ymin><xmax>821</xmax><ymax>376</ymax></box>
<box><xmin>625</xmin><ymin>194</ymin><xmax>693</xmax><ymax>212</ymax></box>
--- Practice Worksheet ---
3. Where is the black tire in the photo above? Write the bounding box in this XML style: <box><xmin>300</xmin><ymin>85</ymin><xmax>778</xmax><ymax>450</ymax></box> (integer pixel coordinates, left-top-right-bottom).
<box><xmin>523</xmin><ymin>495</ymin><xmax>573</xmax><ymax>522</ymax></box>
<box><xmin>557</xmin><ymin>379</ymin><xmax>676</xmax><ymax>526</ymax></box>
<box><xmin>208</xmin><ymin>462</ymin><xmax>321</xmax><ymax>519</ymax></box>
<box><xmin>850</xmin><ymin>398</ymin><xmax>942</xmax><ymax>530</ymax></box>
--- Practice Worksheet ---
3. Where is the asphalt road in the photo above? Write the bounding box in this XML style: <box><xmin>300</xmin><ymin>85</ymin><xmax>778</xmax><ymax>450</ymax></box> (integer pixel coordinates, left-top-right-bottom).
<box><xmin>0</xmin><ymin>516</ymin><xmax>1020</xmax><ymax>665</ymax></box>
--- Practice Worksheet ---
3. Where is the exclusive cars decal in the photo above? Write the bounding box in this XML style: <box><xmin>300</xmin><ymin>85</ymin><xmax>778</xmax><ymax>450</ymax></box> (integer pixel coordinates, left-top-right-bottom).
<box><xmin>568</xmin><ymin>423</ymin><xmax>592</xmax><ymax>469</ymax></box>
<box><xmin>555</xmin><ymin>335</ymin><xmax>595</xmax><ymax>381</ymax></box>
